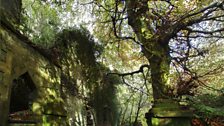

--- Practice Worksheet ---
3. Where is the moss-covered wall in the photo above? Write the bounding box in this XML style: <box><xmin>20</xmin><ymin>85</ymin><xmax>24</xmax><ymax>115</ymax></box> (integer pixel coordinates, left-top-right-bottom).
<box><xmin>0</xmin><ymin>0</ymin><xmax>21</xmax><ymax>28</ymax></box>
<box><xmin>0</xmin><ymin>25</ymin><xmax>67</xmax><ymax>125</ymax></box>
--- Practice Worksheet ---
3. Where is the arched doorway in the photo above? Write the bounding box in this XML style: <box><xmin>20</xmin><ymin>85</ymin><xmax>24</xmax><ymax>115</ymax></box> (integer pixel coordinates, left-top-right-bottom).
<box><xmin>9</xmin><ymin>72</ymin><xmax>38</xmax><ymax>124</ymax></box>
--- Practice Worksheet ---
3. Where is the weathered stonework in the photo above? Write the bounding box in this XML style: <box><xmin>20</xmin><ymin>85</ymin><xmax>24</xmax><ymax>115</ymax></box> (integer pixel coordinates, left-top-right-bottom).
<box><xmin>145</xmin><ymin>99</ymin><xmax>192</xmax><ymax>126</ymax></box>
<box><xmin>0</xmin><ymin>24</ymin><xmax>67</xmax><ymax>125</ymax></box>
<box><xmin>0</xmin><ymin>0</ymin><xmax>21</xmax><ymax>26</ymax></box>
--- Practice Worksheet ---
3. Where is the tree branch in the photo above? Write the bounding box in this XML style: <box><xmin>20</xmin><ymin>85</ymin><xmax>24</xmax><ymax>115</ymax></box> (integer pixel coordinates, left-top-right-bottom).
<box><xmin>186</xmin><ymin>27</ymin><xmax>224</xmax><ymax>35</ymax></box>
<box><xmin>107</xmin><ymin>64</ymin><xmax>150</xmax><ymax>77</ymax></box>
<box><xmin>107</xmin><ymin>64</ymin><xmax>150</xmax><ymax>95</ymax></box>
<box><xmin>110</xmin><ymin>0</ymin><xmax>142</xmax><ymax>45</ymax></box>
<box><xmin>179</xmin><ymin>2</ymin><xmax>222</xmax><ymax>23</ymax></box>
<box><xmin>121</xmin><ymin>76</ymin><xmax>149</xmax><ymax>96</ymax></box>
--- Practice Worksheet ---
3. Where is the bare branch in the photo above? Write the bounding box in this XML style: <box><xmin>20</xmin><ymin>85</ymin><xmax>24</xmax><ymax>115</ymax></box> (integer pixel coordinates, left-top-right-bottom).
<box><xmin>196</xmin><ymin>79</ymin><xmax>223</xmax><ymax>92</ymax></box>
<box><xmin>186</xmin><ymin>27</ymin><xmax>224</xmax><ymax>35</ymax></box>
<box><xmin>111</xmin><ymin>16</ymin><xmax>141</xmax><ymax>45</ymax></box>
<box><xmin>107</xmin><ymin>64</ymin><xmax>150</xmax><ymax>77</ymax></box>
<box><xmin>169</xmin><ymin>2</ymin><xmax>223</xmax><ymax>37</ymax></box>
<box><xmin>107</xmin><ymin>64</ymin><xmax>150</xmax><ymax>95</ymax></box>
<box><xmin>110</xmin><ymin>0</ymin><xmax>142</xmax><ymax>45</ymax></box>
<box><xmin>177</xmin><ymin>35</ymin><xmax>224</xmax><ymax>39</ymax></box>
<box><xmin>179</xmin><ymin>2</ymin><xmax>222</xmax><ymax>23</ymax></box>
<box><xmin>121</xmin><ymin>76</ymin><xmax>149</xmax><ymax>96</ymax></box>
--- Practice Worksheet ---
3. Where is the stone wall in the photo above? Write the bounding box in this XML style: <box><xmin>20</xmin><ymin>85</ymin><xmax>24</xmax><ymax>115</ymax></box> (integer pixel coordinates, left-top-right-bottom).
<box><xmin>0</xmin><ymin>25</ymin><xmax>67</xmax><ymax>125</ymax></box>
<box><xmin>0</xmin><ymin>0</ymin><xmax>21</xmax><ymax>26</ymax></box>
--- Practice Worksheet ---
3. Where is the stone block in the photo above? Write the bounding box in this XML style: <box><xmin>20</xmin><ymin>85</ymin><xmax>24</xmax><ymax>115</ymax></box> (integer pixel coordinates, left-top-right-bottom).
<box><xmin>146</xmin><ymin>99</ymin><xmax>192</xmax><ymax>126</ymax></box>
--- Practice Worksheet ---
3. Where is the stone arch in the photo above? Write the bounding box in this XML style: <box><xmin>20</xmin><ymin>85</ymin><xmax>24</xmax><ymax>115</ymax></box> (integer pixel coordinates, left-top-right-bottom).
<box><xmin>8</xmin><ymin>72</ymin><xmax>39</xmax><ymax>125</ymax></box>
<box><xmin>9</xmin><ymin>72</ymin><xmax>37</xmax><ymax>114</ymax></box>
<box><xmin>1</xmin><ymin>17</ymin><xmax>67</xmax><ymax>125</ymax></box>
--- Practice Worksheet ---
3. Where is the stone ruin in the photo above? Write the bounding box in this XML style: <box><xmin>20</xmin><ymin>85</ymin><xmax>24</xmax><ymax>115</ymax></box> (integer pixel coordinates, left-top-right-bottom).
<box><xmin>0</xmin><ymin>0</ymin><xmax>67</xmax><ymax>125</ymax></box>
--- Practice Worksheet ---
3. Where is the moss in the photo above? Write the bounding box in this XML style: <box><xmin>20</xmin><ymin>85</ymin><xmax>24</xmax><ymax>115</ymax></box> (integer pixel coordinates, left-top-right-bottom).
<box><xmin>0</xmin><ymin>0</ymin><xmax>22</xmax><ymax>30</ymax></box>
<box><xmin>0</xmin><ymin>25</ymin><xmax>66</xmax><ymax>125</ymax></box>
<box><xmin>147</xmin><ymin>100</ymin><xmax>192</xmax><ymax>126</ymax></box>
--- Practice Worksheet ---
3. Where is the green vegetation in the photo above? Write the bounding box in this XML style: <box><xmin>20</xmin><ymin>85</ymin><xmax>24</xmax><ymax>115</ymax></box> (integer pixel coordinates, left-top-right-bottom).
<box><xmin>1</xmin><ymin>0</ymin><xmax>224</xmax><ymax>125</ymax></box>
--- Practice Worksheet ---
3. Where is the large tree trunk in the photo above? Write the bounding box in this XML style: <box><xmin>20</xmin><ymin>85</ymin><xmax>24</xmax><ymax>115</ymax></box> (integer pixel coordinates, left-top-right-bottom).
<box><xmin>126</xmin><ymin>0</ymin><xmax>171</xmax><ymax>100</ymax></box>
<box><xmin>125</xmin><ymin>1</ymin><xmax>193</xmax><ymax>125</ymax></box>
<box><xmin>142</xmin><ymin>40</ymin><xmax>171</xmax><ymax>99</ymax></box>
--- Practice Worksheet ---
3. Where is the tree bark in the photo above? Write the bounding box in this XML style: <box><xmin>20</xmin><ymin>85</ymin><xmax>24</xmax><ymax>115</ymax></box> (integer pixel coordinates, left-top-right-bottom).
<box><xmin>142</xmin><ymin>40</ymin><xmax>171</xmax><ymax>99</ymax></box>
<box><xmin>126</xmin><ymin>0</ymin><xmax>171</xmax><ymax>100</ymax></box>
